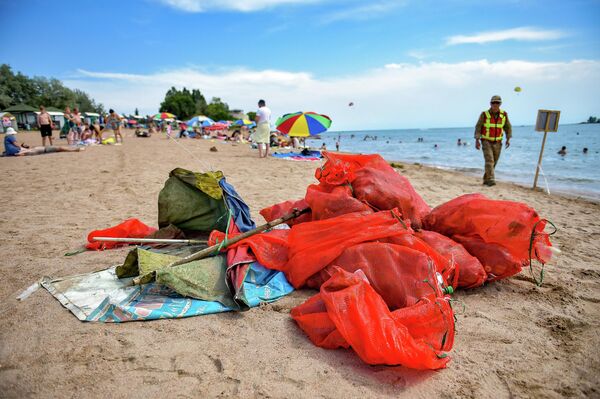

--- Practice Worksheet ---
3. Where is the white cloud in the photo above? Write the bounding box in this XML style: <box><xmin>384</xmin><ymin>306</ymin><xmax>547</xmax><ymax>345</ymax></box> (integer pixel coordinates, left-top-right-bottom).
<box><xmin>156</xmin><ymin>0</ymin><xmax>322</xmax><ymax>12</ymax></box>
<box><xmin>321</xmin><ymin>0</ymin><xmax>407</xmax><ymax>23</ymax></box>
<box><xmin>447</xmin><ymin>27</ymin><xmax>566</xmax><ymax>45</ymax></box>
<box><xmin>65</xmin><ymin>59</ymin><xmax>600</xmax><ymax>129</ymax></box>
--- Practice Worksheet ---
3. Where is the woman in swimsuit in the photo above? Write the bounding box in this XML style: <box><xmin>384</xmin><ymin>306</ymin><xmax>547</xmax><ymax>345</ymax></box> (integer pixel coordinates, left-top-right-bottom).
<box><xmin>107</xmin><ymin>109</ymin><xmax>123</xmax><ymax>143</ymax></box>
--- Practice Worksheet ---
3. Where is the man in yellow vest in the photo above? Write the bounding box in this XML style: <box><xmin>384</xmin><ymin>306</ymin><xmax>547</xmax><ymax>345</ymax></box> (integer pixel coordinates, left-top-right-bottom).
<box><xmin>474</xmin><ymin>95</ymin><xmax>512</xmax><ymax>186</ymax></box>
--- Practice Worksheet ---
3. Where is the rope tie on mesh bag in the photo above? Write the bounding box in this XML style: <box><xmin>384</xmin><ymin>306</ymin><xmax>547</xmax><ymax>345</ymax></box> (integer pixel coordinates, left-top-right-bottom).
<box><xmin>528</xmin><ymin>218</ymin><xmax>557</xmax><ymax>286</ymax></box>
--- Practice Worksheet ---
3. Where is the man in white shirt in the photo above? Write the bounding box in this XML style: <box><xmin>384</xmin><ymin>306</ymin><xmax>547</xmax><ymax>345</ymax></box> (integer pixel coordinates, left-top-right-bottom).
<box><xmin>254</xmin><ymin>99</ymin><xmax>271</xmax><ymax>158</ymax></box>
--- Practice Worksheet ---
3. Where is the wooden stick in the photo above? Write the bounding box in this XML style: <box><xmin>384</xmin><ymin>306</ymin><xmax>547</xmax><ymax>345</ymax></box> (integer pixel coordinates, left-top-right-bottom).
<box><xmin>92</xmin><ymin>237</ymin><xmax>207</xmax><ymax>245</ymax></box>
<box><xmin>533</xmin><ymin>130</ymin><xmax>548</xmax><ymax>189</ymax></box>
<box><xmin>131</xmin><ymin>207</ymin><xmax>310</xmax><ymax>286</ymax></box>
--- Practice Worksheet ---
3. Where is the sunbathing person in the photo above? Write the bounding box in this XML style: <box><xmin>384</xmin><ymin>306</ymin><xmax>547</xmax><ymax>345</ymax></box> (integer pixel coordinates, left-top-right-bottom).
<box><xmin>3</xmin><ymin>127</ymin><xmax>83</xmax><ymax>156</ymax></box>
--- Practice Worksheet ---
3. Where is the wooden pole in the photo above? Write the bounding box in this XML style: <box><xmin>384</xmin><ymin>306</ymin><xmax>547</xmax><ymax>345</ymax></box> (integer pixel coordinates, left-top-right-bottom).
<box><xmin>131</xmin><ymin>207</ymin><xmax>310</xmax><ymax>286</ymax></box>
<box><xmin>92</xmin><ymin>237</ymin><xmax>207</xmax><ymax>245</ymax></box>
<box><xmin>533</xmin><ymin>130</ymin><xmax>548</xmax><ymax>189</ymax></box>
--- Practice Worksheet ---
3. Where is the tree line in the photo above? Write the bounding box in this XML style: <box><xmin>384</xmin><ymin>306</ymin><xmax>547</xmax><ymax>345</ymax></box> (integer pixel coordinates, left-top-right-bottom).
<box><xmin>585</xmin><ymin>116</ymin><xmax>599</xmax><ymax>124</ymax></box>
<box><xmin>0</xmin><ymin>64</ymin><xmax>104</xmax><ymax>113</ymax></box>
<box><xmin>159</xmin><ymin>87</ymin><xmax>238</xmax><ymax>121</ymax></box>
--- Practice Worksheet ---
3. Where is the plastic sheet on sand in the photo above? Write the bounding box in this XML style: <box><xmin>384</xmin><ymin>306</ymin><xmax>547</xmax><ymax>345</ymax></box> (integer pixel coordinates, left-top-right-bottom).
<box><xmin>41</xmin><ymin>262</ymin><xmax>293</xmax><ymax>322</ymax></box>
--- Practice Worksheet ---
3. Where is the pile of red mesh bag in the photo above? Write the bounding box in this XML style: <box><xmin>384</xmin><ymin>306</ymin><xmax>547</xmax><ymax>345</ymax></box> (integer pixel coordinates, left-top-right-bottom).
<box><xmin>209</xmin><ymin>153</ymin><xmax>555</xmax><ymax>370</ymax></box>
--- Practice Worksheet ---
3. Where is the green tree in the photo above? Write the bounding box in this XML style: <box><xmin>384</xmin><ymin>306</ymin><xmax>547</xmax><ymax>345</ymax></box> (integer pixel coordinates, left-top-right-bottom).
<box><xmin>191</xmin><ymin>89</ymin><xmax>207</xmax><ymax>115</ymax></box>
<box><xmin>0</xmin><ymin>64</ymin><xmax>103</xmax><ymax>112</ymax></box>
<box><xmin>134</xmin><ymin>107</ymin><xmax>139</xmax><ymax>115</ymax></box>
<box><xmin>246</xmin><ymin>111</ymin><xmax>257</xmax><ymax>121</ymax></box>
<box><xmin>587</xmin><ymin>116</ymin><xmax>598</xmax><ymax>123</ymax></box>
<box><xmin>204</xmin><ymin>97</ymin><xmax>232</xmax><ymax>121</ymax></box>
<box><xmin>159</xmin><ymin>87</ymin><xmax>196</xmax><ymax>120</ymax></box>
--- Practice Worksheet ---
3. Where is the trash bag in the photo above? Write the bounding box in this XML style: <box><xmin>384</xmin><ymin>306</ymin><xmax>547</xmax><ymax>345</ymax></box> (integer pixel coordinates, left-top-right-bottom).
<box><xmin>380</xmin><ymin>233</ymin><xmax>455</xmax><ymax>286</ymax></box>
<box><xmin>351</xmin><ymin>167</ymin><xmax>431</xmax><ymax>229</ymax></box>
<box><xmin>415</xmin><ymin>230</ymin><xmax>487</xmax><ymax>289</ymax></box>
<box><xmin>86</xmin><ymin>218</ymin><xmax>157</xmax><ymax>251</ymax></box>
<box><xmin>452</xmin><ymin>234</ymin><xmax>523</xmax><ymax>282</ymax></box>
<box><xmin>209</xmin><ymin>209</ymin><xmax>411</xmax><ymax>288</ymax></box>
<box><xmin>292</xmin><ymin>267</ymin><xmax>453</xmax><ymax>369</ymax></box>
<box><xmin>259</xmin><ymin>198</ymin><xmax>311</xmax><ymax>226</ymax></box>
<box><xmin>304</xmin><ymin>183</ymin><xmax>372</xmax><ymax>221</ymax></box>
<box><xmin>423</xmin><ymin>193</ymin><xmax>553</xmax><ymax>266</ymax></box>
<box><xmin>306</xmin><ymin>242</ymin><xmax>446</xmax><ymax>310</ymax></box>
<box><xmin>314</xmin><ymin>152</ymin><xmax>430</xmax><ymax>228</ymax></box>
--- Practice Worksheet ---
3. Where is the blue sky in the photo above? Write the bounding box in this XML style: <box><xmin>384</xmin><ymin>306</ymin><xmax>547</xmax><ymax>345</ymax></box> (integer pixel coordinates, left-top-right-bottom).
<box><xmin>2</xmin><ymin>0</ymin><xmax>599</xmax><ymax>129</ymax></box>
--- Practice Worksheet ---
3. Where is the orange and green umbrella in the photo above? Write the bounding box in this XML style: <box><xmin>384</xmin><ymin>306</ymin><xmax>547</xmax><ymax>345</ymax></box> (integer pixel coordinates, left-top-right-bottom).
<box><xmin>275</xmin><ymin>112</ymin><xmax>332</xmax><ymax>137</ymax></box>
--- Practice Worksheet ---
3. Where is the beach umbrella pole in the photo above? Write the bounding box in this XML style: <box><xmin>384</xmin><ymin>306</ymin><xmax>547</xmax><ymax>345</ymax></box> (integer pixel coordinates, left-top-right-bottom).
<box><xmin>131</xmin><ymin>207</ymin><xmax>310</xmax><ymax>286</ymax></box>
<box><xmin>91</xmin><ymin>237</ymin><xmax>207</xmax><ymax>245</ymax></box>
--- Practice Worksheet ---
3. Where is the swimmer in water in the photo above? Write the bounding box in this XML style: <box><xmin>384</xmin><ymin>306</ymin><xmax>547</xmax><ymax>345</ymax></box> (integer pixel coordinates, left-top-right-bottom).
<box><xmin>558</xmin><ymin>146</ymin><xmax>567</xmax><ymax>156</ymax></box>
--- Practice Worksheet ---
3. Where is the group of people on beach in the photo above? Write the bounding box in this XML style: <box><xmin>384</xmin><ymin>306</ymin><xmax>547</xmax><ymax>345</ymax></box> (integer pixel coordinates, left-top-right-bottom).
<box><xmin>2</xmin><ymin>106</ymin><xmax>127</xmax><ymax>157</ymax></box>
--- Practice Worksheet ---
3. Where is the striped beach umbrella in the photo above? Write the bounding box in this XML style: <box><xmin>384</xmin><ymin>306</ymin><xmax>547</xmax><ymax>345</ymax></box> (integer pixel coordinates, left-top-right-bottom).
<box><xmin>153</xmin><ymin>112</ymin><xmax>176</xmax><ymax>120</ymax></box>
<box><xmin>275</xmin><ymin>112</ymin><xmax>332</xmax><ymax>137</ymax></box>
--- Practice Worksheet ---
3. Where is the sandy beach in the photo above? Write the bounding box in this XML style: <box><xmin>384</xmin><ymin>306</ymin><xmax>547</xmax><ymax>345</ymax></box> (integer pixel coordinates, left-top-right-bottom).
<box><xmin>1</xmin><ymin>130</ymin><xmax>599</xmax><ymax>398</ymax></box>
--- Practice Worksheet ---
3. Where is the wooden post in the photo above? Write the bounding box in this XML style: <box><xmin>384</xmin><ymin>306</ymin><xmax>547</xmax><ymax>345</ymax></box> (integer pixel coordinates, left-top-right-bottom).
<box><xmin>533</xmin><ymin>130</ymin><xmax>548</xmax><ymax>189</ymax></box>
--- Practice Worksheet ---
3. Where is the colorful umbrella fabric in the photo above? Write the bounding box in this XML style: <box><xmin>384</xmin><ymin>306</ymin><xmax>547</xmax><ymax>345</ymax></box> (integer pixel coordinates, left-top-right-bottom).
<box><xmin>233</xmin><ymin>119</ymin><xmax>254</xmax><ymax>126</ymax></box>
<box><xmin>275</xmin><ymin>112</ymin><xmax>332</xmax><ymax>137</ymax></box>
<box><xmin>153</xmin><ymin>112</ymin><xmax>176</xmax><ymax>120</ymax></box>
<box><xmin>187</xmin><ymin>115</ymin><xmax>215</xmax><ymax>127</ymax></box>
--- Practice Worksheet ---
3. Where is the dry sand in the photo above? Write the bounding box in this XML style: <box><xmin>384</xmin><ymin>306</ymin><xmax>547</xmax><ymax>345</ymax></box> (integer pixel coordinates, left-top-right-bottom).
<box><xmin>1</xmin><ymin>130</ymin><xmax>599</xmax><ymax>398</ymax></box>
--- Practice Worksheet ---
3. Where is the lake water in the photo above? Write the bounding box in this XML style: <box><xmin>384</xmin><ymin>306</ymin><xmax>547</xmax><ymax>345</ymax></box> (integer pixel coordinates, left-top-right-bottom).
<box><xmin>306</xmin><ymin>123</ymin><xmax>600</xmax><ymax>200</ymax></box>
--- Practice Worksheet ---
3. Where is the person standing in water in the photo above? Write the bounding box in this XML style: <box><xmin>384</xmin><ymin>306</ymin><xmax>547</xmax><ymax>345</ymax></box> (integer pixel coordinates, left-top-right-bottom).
<box><xmin>254</xmin><ymin>99</ymin><xmax>271</xmax><ymax>158</ymax></box>
<box><xmin>474</xmin><ymin>95</ymin><xmax>512</xmax><ymax>186</ymax></box>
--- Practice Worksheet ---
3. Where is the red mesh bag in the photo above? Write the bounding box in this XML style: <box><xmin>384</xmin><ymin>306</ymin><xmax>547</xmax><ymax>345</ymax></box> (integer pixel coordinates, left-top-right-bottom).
<box><xmin>452</xmin><ymin>234</ymin><xmax>523</xmax><ymax>282</ymax></box>
<box><xmin>292</xmin><ymin>268</ymin><xmax>453</xmax><ymax>369</ymax></box>
<box><xmin>315</xmin><ymin>152</ymin><xmax>389</xmax><ymax>186</ymax></box>
<box><xmin>351</xmin><ymin>167</ymin><xmax>431</xmax><ymax>229</ymax></box>
<box><xmin>423</xmin><ymin>193</ymin><xmax>553</xmax><ymax>265</ymax></box>
<box><xmin>380</xmin><ymin>233</ymin><xmax>455</xmax><ymax>286</ymax></box>
<box><xmin>284</xmin><ymin>209</ymin><xmax>411</xmax><ymax>288</ymax></box>
<box><xmin>304</xmin><ymin>183</ymin><xmax>372</xmax><ymax>221</ymax></box>
<box><xmin>85</xmin><ymin>218</ymin><xmax>157</xmax><ymax>251</ymax></box>
<box><xmin>306</xmin><ymin>242</ymin><xmax>445</xmax><ymax>310</ymax></box>
<box><xmin>210</xmin><ymin>209</ymin><xmax>410</xmax><ymax>288</ymax></box>
<box><xmin>289</xmin><ymin>293</ymin><xmax>349</xmax><ymax>349</ymax></box>
<box><xmin>208</xmin><ymin>228</ymin><xmax>290</xmax><ymax>271</ymax></box>
<box><xmin>259</xmin><ymin>198</ymin><xmax>311</xmax><ymax>226</ymax></box>
<box><xmin>415</xmin><ymin>230</ymin><xmax>486</xmax><ymax>289</ymax></box>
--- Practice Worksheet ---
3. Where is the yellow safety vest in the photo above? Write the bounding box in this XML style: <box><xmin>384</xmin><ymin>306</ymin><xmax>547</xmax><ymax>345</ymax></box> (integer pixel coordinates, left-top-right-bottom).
<box><xmin>481</xmin><ymin>110</ymin><xmax>506</xmax><ymax>141</ymax></box>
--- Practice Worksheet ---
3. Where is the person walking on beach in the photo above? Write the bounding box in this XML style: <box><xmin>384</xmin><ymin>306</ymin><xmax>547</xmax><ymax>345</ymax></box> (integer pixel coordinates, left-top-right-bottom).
<box><xmin>63</xmin><ymin>106</ymin><xmax>76</xmax><ymax>144</ymax></box>
<box><xmin>254</xmin><ymin>99</ymin><xmax>271</xmax><ymax>158</ymax></box>
<box><xmin>37</xmin><ymin>106</ymin><xmax>53</xmax><ymax>146</ymax></box>
<box><xmin>106</xmin><ymin>109</ymin><xmax>123</xmax><ymax>144</ymax></box>
<box><xmin>474</xmin><ymin>95</ymin><xmax>512</xmax><ymax>186</ymax></box>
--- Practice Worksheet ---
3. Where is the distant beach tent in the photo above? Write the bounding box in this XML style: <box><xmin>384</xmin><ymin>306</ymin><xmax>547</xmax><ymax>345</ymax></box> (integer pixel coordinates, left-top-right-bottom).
<box><xmin>153</xmin><ymin>112</ymin><xmax>176</xmax><ymax>120</ymax></box>
<box><xmin>187</xmin><ymin>115</ymin><xmax>214</xmax><ymax>127</ymax></box>
<box><xmin>276</xmin><ymin>112</ymin><xmax>332</xmax><ymax>137</ymax></box>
